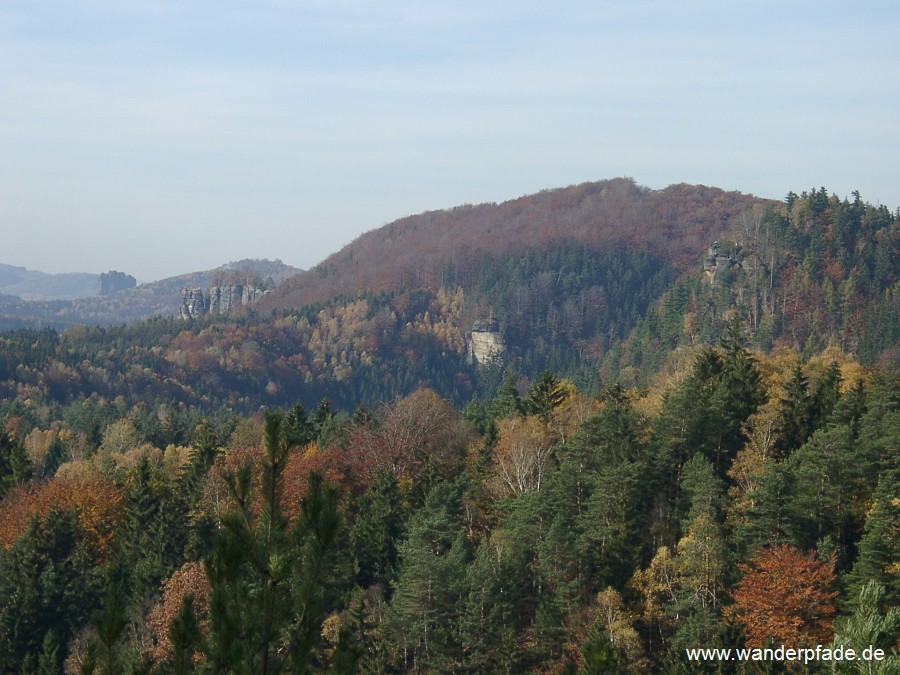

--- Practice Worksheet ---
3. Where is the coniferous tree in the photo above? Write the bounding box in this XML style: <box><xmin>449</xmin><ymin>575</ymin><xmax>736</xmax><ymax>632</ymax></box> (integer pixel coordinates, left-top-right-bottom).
<box><xmin>0</xmin><ymin>427</ymin><xmax>31</xmax><ymax>498</ymax></box>
<box><xmin>461</xmin><ymin>394</ymin><xmax>487</xmax><ymax>436</ymax></box>
<box><xmin>734</xmin><ymin>461</ymin><xmax>797</xmax><ymax>555</ymax></box>
<box><xmin>653</xmin><ymin>349</ymin><xmax>722</xmax><ymax>473</ymax></box>
<box><xmin>459</xmin><ymin>526</ymin><xmax>532</xmax><ymax>672</ymax></box>
<box><xmin>775</xmin><ymin>364</ymin><xmax>814</xmax><ymax>456</ymax></box>
<box><xmin>811</xmin><ymin>360</ymin><xmax>842</xmax><ymax>429</ymax></box>
<box><xmin>711</xmin><ymin>317</ymin><xmax>765</xmax><ymax>472</ymax></box>
<box><xmin>203</xmin><ymin>411</ymin><xmax>343</xmax><ymax>673</ymax></box>
<box><xmin>36</xmin><ymin>629</ymin><xmax>62</xmax><ymax>674</ymax></box>
<box><xmin>522</xmin><ymin>369</ymin><xmax>570</xmax><ymax>422</ymax></box>
<box><xmin>0</xmin><ymin>507</ymin><xmax>99</xmax><ymax>670</ymax></box>
<box><xmin>168</xmin><ymin>593</ymin><xmax>203</xmax><ymax>674</ymax></box>
<box><xmin>784</xmin><ymin>425</ymin><xmax>863</xmax><ymax>566</ymax></box>
<box><xmin>577</xmin><ymin>461</ymin><xmax>644</xmax><ymax>589</ymax></box>
<box><xmin>577</xmin><ymin>627</ymin><xmax>626</xmax><ymax>674</ymax></box>
<box><xmin>830</xmin><ymin>377</ymin><xmax>867</xmax><ymax>438</ymax></box>
<box><xmin>311</xmin><ymin>397</ymin><xmax>335</xmax><ymax>439</ymax></box>
<box><xmin>671</xmin><ymin>454</ymin><xmax>727</xmax><ymax>649</ymax></box>
<box><xmin>534</xmin><ymin>513</ymin><xmax>582</xmax><ymax>661</ymax></box>
<box><xmin>832</xmin><ymin>581</ymin><xmax>900</xmax><ymax>674</ymax></box>
<box><xmin>387</xmin><ymin>480</ymin><xmax>469</xmax><ymax>672</ymax></box>
<box><xmin>856</xmin><ymin>370</ymin><xmax>900</xmax><ymax>476</ymax></box>
<box><xmin>284</xmin><ymin>403</ymin><xmax>315</xmax><ymax>447</ymax></box>
<box><xmin>844</xmin><ymin>469</ymin><xmax>900</xmax><ymax>606</ymax></box>
<box><xmin>650</xmin><ymin>349</ymin><xmax>724</xmax><ymax>546</ymax></box>
<box><xmin>121</xmin><ymin>454</ymin><xmax>183</xmax><ymax>603</ymax></box>
<box><xmin>489</xmin><ymin>368</ymin><xmax>521</xmax><ymax>420</ymax></box>
<box><xmin>82</xmin><ymin>584</ymin><xmax>130</xmax><ymax>675</ymax></box>
<box><xmin>350</xmin><ymin>470</ymin><xmax>403</xmax><ymax>589</ymax></box>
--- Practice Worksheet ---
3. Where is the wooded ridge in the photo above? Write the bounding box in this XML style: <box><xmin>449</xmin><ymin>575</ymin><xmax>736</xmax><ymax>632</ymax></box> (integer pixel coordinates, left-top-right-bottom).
<box><xmin>0</xmin><ymin>179</ymin><xmax>897</xmax><ymax>672</ymax></box>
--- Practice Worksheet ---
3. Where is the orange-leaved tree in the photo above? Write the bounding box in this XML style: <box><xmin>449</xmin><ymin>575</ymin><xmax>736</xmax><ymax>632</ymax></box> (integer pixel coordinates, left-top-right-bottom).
<box><xmin>0</xmin><ymin>475</ymin><xmax>124</xmax><ymax>557</ymax></box>
<box><xmin>730</xmin><ymin>543</ymin><xmax>837</xmax><ymax>647</ymax></box>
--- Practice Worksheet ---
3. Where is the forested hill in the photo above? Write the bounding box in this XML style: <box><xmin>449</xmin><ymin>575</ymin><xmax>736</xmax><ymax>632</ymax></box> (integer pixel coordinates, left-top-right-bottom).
<box><xmin>262</xmin><ymin>178</ymin><xmax>770</xmax><ymax>311</ymax></box>
<box><xmin>603</xmin><ymin>187</ymin><xmax>900</xmax><ymax>383</ymax></box>
<box><xmin>0</xmin><ymin>180</ymin><xmax>898</xmax><ymax>673</ymax></box>
<box><xmin>0</xmin><ymin>182</ymin><xmax>897</xmax><ymax>416</ymax></box>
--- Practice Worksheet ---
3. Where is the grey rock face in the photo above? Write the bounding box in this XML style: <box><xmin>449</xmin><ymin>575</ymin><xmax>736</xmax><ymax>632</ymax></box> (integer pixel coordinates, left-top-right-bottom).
<box><xmin>466</xmin><ymin>319</ymin><xmax>506</xmax><ymax>365</ymax></box>
<box><xmin>181</xmin><ymin>284</ymin><xmax>268</xmax><ymax>319</ymax></box>
<box><xmin>97</xmin><ymin>271</ymin><xmax>137</xmax><ymax>296</ymax></box>
<box><xmin>180</xmin><ymin>288</ymin><xmax>208</xmax><ymax>319</ymax></box>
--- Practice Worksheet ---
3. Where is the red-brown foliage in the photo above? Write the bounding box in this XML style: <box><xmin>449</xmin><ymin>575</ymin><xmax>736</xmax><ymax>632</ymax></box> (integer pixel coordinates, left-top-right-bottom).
<box><xmin>343</xmin><ymin>388</ymin><xmax>470</xmax><ymax>490</ymax></box>
<box><xmin>263</xmin><ymin>179</ymin><xmax>771</xmax><ymax>311</ymax></box>
<box><xmin>0</xmin><ymin>475</ymin><xmax>125</xmax><ymax>557</ymax></box>
<box><xmin>146</xmin><ymin>560</ymin><xmax>210</xmax><ymax>663</ymax></box>
<box><xmin>281</xmin><ymin>444</ymin><xmax>349</xmax><ymax>520</ymax></box>
<box><xmin>730</xmin><ymin>543</ymin><xmax>838</xmax><ymax>647</ymax></box>
<box><xmin>200</xmin><ymin>441</ymin><xmax>350</xmax><ymax>524</ymax></box>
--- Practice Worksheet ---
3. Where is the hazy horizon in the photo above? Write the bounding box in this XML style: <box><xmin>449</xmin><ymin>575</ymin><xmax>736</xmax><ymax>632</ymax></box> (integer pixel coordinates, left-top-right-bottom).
<box><xmin>2</xmin><ymin>1</ymin><xmax>898</xmax><ymax>281</ymax></box>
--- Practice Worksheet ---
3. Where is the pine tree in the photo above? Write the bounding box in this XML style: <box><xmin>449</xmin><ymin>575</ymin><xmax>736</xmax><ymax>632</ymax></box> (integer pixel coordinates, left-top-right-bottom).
<box><xmin>845</xmin><ymin>469</ymin><xmax>900</xmax><ymax>606</ymax></box>
<box><xmin>832</xmin><ymin>581</ymin><xmax>900</xmax><ymax>675</ymax></box>
<box><xmin>775</xmin><ymin>364</ymin><xmax>814</xmax><ymax>456</ymax></box>
<box><xmin>203</xmin><ymin>411</ymin><xmax>343</xmax><ymax>673</ymax></box>
<box><xmin>350</xmin><ymin>470</ymin><xmax>403</xmax><ymax>589</ymax></box>
<box><xmin>0</xmin><ymin>427</ymin><xmax>31</xmax><ymax>498</ymax></box>
<box><xmin>489</xmin><ymin>368</ymin><xmax>521</xmax><ymax>420</ymax></box>
<box><xmin>387</xmin><ymin>480</ymin><xmax>469</xmax><ymax>672</ymax></box>
<box><xmin>522</xmin><ymin>369</ymin><xmax>570</xmax><ymax>422</ymax></box>
<box><xmin>0</xmin><ymin>507</ymin><xmax>99</xmax><ymax>670</ymax></box>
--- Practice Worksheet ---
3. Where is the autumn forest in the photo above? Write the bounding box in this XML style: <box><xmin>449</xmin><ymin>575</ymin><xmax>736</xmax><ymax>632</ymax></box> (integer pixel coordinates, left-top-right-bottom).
<box><xmin>0</xmin><ymin>180</ymin><xmax>897</xmax><ymax>673</ymax></box>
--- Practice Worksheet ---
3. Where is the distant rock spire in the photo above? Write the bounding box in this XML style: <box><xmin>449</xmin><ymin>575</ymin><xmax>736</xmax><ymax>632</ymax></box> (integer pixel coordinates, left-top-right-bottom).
<box><xmin>97</xmin><ymin>270</ymin><xmax>136</xmax><ymax>296</ymax></box>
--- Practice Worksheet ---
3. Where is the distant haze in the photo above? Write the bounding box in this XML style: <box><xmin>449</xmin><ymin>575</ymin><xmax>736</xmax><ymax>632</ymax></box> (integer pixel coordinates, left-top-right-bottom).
<box><xmin>1</xmin><ymin>1</ymin><xmax>898</xmax><ymax>281</ymax></box>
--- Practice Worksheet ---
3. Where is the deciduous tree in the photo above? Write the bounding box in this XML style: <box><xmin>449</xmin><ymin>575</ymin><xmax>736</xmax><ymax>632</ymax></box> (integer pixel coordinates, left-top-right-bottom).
<box><xmin>489</xmin><ymin>415</ymin><xmax>553</xmax><ymax>497</ymax></box>
<box><xmin>730</xmin><ymin>543</ymin><xmax>837</xmax><ymax>647</ymax></box>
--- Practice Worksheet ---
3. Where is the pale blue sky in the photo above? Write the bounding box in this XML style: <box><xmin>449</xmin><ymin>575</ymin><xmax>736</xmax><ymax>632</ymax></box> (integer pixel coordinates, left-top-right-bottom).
<box><xmin>1</xmin><ymin>0</ymin><xmax>898</xmax><ymax>281</ymax></box>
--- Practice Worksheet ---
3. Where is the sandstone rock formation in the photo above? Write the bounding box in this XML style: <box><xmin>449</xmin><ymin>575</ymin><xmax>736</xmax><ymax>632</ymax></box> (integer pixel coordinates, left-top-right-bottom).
<box><xmin>466</xmin><ymin>319</ymin><xmax>506</xmax><ymax>365</ymax></box>
<box><xmin>703</xmin><ymin>242</ymin><xmax>735</xmax><ymax>286</ymax></box>
<box><xmin>97</xmin><ymin>271</ymin><xmax>137</xmax><ymax>296</ymax></box>
<box><xmin>180</xmin><ymin>284</ymin><xmax>269</xmax><ymax>319</ymax></box>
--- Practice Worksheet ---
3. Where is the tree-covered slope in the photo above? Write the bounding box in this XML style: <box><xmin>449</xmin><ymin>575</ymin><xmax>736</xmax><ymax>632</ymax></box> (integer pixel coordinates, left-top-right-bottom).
<box><xmin>2</xmin><ymin>183</ymin><xmax>896</xmax><ymax>420</ymax></box>
<box><xmin>262</xmin><ymin>178</ymin><xmax>770</xmax><ymax>311</ymax></box>
<box><xmin>0</xmin><ymin>180</ymin><xmax>898</xmax><ymax>673</ymax></box>
<box><xmin>604</xmin><ymin>188</ymin><xmax>900</xmax><ymax>384</ymax></box>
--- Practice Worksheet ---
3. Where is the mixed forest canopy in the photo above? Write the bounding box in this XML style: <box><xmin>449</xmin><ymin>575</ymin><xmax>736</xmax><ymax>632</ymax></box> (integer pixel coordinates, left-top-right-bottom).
<box><xmin>0</xmin><ymin>180</ymin><xmax>897</xmax><ymax>672</ymax></box>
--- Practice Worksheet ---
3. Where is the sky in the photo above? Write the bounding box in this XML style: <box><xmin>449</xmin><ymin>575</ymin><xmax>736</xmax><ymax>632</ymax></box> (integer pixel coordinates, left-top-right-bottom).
<box><xmin>1</xmin><ymin>0</ymin><xmax>898</xmax><ymax>282</ymax></box>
